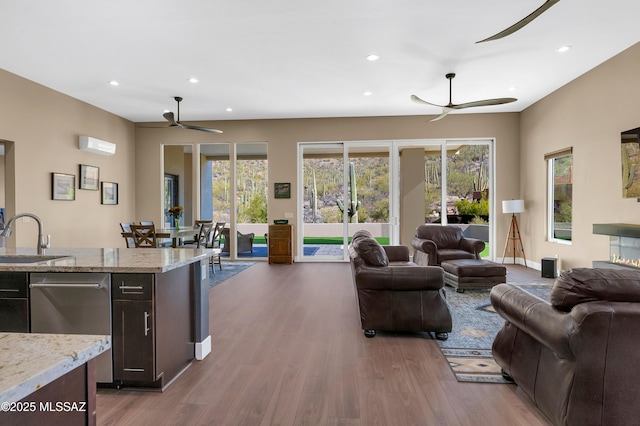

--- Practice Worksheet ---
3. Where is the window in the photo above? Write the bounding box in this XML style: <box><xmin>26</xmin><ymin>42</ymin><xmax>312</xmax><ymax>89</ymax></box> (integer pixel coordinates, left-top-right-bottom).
<box><xmin>546</xmin><ymin>148</ymin><xmax>573</xmax><ymax>243</ymax></box>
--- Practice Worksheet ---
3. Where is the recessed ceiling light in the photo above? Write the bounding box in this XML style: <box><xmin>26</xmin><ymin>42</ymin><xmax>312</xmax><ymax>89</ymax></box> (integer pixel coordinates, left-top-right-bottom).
<box><xmin>366</xmin><ymin>54</ymin><xmax>379</xmax><ymax>61</ymax></box>
<box><xmin>108</xmin><ymin>80</ymin><xmax>119</xmax><ymax>86</ymax></box>
<box><xmin>557</xmin><ymin>45</ymin><xmax>572</xmax><ymax>53</ymax></box>
<box><xmin>188</xmin><ymin>77</ymin><xmax>199</xmax><ymax>83</ymax></box>
<box><xmin>363</xmin><ymin>91</ymin><xmax>373</xmax><ymax>96</ymax></box>
<box><xmin>508</xmin><ymin>86</ymin><xmax>518</xmax><ymax>92</ymax></box>
<box><xmin>226</xmin><ymin>107</ymin><xmax>233</xmax><ymax>112</ymax></box>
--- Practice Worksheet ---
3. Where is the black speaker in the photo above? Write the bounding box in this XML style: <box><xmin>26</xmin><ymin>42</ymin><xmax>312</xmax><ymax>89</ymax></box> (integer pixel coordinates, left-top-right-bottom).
<box><xmin>541</xmin><ymin>257</ymin><xmax>557</xmax><ymax>278</ymax></box>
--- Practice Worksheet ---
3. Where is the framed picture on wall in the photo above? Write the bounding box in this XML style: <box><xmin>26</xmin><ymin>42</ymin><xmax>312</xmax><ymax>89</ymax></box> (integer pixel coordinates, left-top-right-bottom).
<box><xmin>51</xmin><ymin>172</ymin><xmax>76</xmax><ymax>201</ymax></box>
<box><xmin>101</xmin><ymin>181</ymin><xmax>118</xmax><ymax>205</ymax></box>
<box><xmin>274</xmin><ymin>182</ymin><xmax>291</xmax><ymax>199</ymax></box>
<box><xmin>79</xmin><ymin>164</ymin><xmax>100</xmax><ymax>190</ymax></box>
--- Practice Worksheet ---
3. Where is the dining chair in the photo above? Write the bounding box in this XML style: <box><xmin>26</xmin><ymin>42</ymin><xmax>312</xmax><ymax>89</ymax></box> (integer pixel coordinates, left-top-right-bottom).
<box><xmin>183</xmin><ymin>220</ymin><xmax>214</xmax><ymax>245</ymax></box>
<box><xmin>139</xmin><ymin>221</ymin><xmax>154</xmax><ymax>226</ymax></box>
<box><xmin>120</xmin><ymin>222</ymin><xmax>136</xmax><ymax>248</ymax></box>
<box><xmin>130</xmin><ymin>224</ymin><xmax>157</xmax><ymax>248</ymax></box>
<box><xmin>207</xmin><ymin>222</ymin><xmax>226</xmax><ymax>272</ymax></box>
<box><xmin>182</xmin><ymin>222</ymin><xmax>214</xmax><ymax>248</ymax></box>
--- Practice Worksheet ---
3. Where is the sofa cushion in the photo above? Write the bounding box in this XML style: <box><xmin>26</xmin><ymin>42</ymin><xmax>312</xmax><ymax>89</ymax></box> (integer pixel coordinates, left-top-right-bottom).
<box><xmin>353</xmin><ymin>236</ymin><xmax>389</xmax><ymax>267</ymax></box>
<box><xmin>550</xmin><ymin>267</ymin><xmax>640</xmax><ymax>311</ymax></box>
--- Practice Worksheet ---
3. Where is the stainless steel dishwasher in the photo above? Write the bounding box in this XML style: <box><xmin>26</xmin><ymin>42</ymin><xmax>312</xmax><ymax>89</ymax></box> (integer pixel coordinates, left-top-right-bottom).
<box><xmin>30</xmin><ymin>272</ymin><xmax>112</xmax><ymax>383</ymax></box>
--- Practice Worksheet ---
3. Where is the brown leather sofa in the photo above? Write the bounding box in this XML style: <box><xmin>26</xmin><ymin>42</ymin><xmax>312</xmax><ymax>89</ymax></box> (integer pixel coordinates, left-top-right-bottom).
<box><xmin>348</xmin><ymin>230</ymin><xmax>452</xmax><ymax>340</ymax></box>
<box><xmin>491</xmin><ymin>268</ymin><xmax>640</xmax><ymax>426</ymax></box>
<box><xmin>412</xmin><ymin>224</ymin><xmax>485</xmax><ymax>266</ymax></box>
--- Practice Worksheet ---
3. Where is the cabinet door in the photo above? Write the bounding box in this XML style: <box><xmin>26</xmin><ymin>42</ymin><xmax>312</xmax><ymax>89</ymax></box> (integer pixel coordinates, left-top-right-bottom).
<box><xmin>112</xmin><ymin>300</ymin><xmax>156</xmax><ymax>382</ymax></box>
<box><xmin>0</xmin><ymin>299</ymin><xmax>29</xmax><ymax>332</ymax></box>
<box><xmin>0</xmin><ymin>272</ymin><xmax>29</xmax><ymax>332</ymax></box>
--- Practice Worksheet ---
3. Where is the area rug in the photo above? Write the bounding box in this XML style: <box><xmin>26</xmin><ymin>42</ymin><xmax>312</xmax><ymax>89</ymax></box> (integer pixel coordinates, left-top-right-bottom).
<box><xmin>438</xmin><ymin>283</ymin><xmax>552</xmax><ymax>383</ymax></box>
<box><xmin>209</xmin><ymin>262</ymin><xmax>255</xmax><ymax>288</ymax></box>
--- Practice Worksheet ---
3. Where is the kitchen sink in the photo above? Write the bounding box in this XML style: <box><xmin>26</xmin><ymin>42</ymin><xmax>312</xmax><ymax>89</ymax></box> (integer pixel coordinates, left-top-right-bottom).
<box><xmin>0</xmin><ymin>255</ymin><xmax>70</xmax><ymax>263</ymax></box>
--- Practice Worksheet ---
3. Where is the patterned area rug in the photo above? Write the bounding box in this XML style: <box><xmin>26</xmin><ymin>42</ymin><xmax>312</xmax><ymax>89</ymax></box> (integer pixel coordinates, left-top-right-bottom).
<box><xmin>209</xmin><ymin>262</ymin><xmax>255</xmax><ymax>288</ymax></box>
<box><xmin>438</xmin><ymin>283</ymin><xmax>552</xmax><ymax>383</ymax></box>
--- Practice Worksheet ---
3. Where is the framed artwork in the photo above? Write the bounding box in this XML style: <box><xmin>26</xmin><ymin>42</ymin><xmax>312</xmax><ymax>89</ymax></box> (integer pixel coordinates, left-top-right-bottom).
<box><xmin>274</xmin><ymin>182</ymin><xmax>291</xmax><ymax>199</ymax></box>
<box><xmin>51</xmin><ymin>172</ymin><xmax>76</xmax><ymax>201</ymax></box>
<box><xmin>622</xmin><ymin>127</ymin><xmax>640</xmax><ymax>198</ymax></box>
<box><xmin>101</xmin><ymin>181</ymin><xmax>118</xmax><ymax>205</ymax></box>
<box><xmin>79</xmin><ymin>164</ymin><xmax>100</xmax><ymax>190</ymax></box>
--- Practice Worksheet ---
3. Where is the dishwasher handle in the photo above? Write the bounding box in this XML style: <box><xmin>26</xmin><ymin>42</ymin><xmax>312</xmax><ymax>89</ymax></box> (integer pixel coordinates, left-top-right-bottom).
<box><xmin>30</xmin><ymin>283</ymin><xmax>104</xmax><ymax>289</ymax></box>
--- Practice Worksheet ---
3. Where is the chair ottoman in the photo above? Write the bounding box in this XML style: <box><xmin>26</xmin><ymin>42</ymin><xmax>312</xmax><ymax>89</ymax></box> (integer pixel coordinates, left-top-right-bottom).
<box><xmin>440</xmin><ymin>259</ymin><xmax>506</xmax><ymax>292</ymax></box>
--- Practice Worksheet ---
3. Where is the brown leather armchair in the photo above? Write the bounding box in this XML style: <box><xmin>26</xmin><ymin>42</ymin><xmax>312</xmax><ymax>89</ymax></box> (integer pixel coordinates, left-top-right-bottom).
<box><xmin>491</xmin><ymin>268</ymin><xmax>640</xmax><ymax>426</ymax></box>
<box><xmin>412</xmin><ymin>224</ymin><xmax>485</xmax><ymax>266</ymax></box>
<box><xmin>349</xmin><ymin>230</ymin><xmax>452</xmax><ymax>340</ymax></box>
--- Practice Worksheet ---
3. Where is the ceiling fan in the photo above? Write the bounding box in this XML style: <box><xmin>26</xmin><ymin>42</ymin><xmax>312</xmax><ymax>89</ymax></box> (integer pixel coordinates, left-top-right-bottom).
<box><xmin>161</xmin><ymin>96</ymin><xmax>223</xmax><ymax>134</ymax></box>
<box><xmin>476</xmin><ymin>0</ymin><xmax>560</xmax><ymax>43</ymax></box>
<box><xmin>410</xmin><ymin>73</ymin><xmax>517</xmax><ymax>122</ymax></box>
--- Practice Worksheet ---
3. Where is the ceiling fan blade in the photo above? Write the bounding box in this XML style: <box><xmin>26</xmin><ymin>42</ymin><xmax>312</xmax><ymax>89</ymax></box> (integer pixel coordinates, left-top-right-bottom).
<box><xmin>163</xmin><ymin>111</ymin><xmax>178</xmax><ymax>126</ymax></box>
<box><xmin>476</xmin><ymin>0</ymin><xmax>560</xmax><ymax>43</ymax></box>
<box><xmin>411</xmin><ymin>94</ymin><xmax>444</xmax><ymax>108</ymax></box>
<box><xmin>176</xmin><ymin>122</ymin><xmax>224</xmax><ymax>134</ymax></box>
<box><xmin>452</xmin><ymin>97</ymin><xmax>518</xmax><ymax>109</ymax></box>
<box><xmin>430</xmin><ymin>107</ymin><xmax>453</xmax><ymax>122</ymax></box>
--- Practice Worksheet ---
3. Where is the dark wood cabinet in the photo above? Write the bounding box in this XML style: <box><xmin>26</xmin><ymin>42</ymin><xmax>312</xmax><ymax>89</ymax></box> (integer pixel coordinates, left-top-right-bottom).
<box><xmin>268</xmin><ymin>224</ymin><xmax>293</xmax><ymax>264</ymax></box>
<box><xmin>112</xmin><ymin>274</ymin><xmax>157</xmax><ymax>383</ymax></box>
<box><xmin>111</xmin><ymin>266</ymin><xmax>194</xmax><ymax>389</ymax></box>
<box><xmin>0</xmin><ymin>272</ymin><xmax>29</xmax><ymax>332</ymax></box>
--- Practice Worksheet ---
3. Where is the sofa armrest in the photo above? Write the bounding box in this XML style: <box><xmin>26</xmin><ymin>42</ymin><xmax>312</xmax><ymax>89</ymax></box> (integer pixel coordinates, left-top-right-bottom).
<box><xmin>490</xmin><ymin>284</ymin><xmax>576</xmax><ymax>360</ymax></box>
<box><xmin>356</xmin><ymin>265</ymin><xmax>444</xmax><ymax>291</ymax></box>
<box><xmin>459</xmin><ymin>237</ymin><xmax>485</xmax><ymax>257</ymax></box>
<box><xmin>382</xmin><ymin>245</ymin><xmax>409</xmax><ymax>262</ymax></box>
<box><xmin>411</xmin><ymin>237</ymin><xmax>438</xmax><ymax>265</ymax></box>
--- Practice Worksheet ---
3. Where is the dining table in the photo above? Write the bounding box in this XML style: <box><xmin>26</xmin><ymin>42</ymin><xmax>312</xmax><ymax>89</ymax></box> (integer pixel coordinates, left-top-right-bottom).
<box><xmin>122</xmin><ymin>226</ymin><xmax>201</xmax><ymax>248</ymax></box>
<box><xmin>156</xmin><ymin>226</ymin><xmax>202</xmax><ymax>247</ymax></box>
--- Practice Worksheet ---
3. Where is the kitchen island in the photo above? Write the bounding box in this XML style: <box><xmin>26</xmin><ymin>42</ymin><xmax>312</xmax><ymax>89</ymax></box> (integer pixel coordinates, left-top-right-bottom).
<box><xmin>0</xmin><ymin>333</ymin><xmax>110</xmax><ymax>425</ymax></box>
<box><xmin>0</xmin><ymin>247</ymin><xmax>213</xmax><ymax>390</ymax></box>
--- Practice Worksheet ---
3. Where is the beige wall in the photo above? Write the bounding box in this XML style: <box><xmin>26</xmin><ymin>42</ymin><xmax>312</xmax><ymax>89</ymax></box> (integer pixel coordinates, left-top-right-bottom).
<box><xmin>520</xmin><ymin>41</ymin><xmax>640</xmax><ymax>270</ymax></box>
<box><xmin>0</xmin><ymin>69</ymin><xmax>136</xmax><ymax>248</ymax></box>
<box><xmin>136</xmin><ymin>113</ymin><xmax>521</xmax><ymax>255</ymax></box>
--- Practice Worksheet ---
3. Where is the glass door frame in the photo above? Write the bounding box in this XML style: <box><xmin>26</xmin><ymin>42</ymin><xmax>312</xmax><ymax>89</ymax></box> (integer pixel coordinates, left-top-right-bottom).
<box><xmin>297</xmin><ymin>141</ymin><xmax>398</xmax><ymax>262</ymax></box>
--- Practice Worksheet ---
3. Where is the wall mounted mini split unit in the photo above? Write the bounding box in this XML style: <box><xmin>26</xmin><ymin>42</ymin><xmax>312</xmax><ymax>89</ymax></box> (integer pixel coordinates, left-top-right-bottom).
<box><xmin>78</xmin><ymin>136</ymin><xmax>116</xmax><ymax>156</ymax></box>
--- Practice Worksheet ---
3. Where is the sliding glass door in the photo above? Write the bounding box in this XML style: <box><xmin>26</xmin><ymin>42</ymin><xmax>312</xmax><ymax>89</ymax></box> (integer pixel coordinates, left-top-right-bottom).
<box><xmin>298</xmin><ymin>142</ymin><xmax>394</xmax><ymax>261</ymax></box>
<box><xmin>298</xmin><ymin>139</ymin><xmax>495</xmax><ymax>261</ymax></box>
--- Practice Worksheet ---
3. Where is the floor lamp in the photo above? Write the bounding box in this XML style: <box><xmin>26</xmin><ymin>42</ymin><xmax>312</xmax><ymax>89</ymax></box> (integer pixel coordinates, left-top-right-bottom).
<box><xmin>502</xmin><ymin>199</ymin><xmax>526</xmax><ymax>265</ymax></box>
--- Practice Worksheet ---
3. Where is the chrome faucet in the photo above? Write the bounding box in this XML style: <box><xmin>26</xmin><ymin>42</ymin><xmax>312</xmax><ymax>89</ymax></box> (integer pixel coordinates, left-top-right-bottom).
<box><xmin>1</xmin><ymin>213</ymin><xmax>51</xmax><ymax>255</ymax></box>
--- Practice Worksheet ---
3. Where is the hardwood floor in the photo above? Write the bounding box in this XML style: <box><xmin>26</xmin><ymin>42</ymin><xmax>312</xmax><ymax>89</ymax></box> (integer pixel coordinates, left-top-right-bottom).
<box><xmin>97</xmin><ymin>263</ymin><xmax>551</xmax><ymax>425</ymax></box>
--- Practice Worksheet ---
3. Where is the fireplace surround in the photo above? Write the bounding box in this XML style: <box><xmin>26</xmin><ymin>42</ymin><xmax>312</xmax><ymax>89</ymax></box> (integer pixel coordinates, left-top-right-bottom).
<box><xmin>593</xmin><ymin>223</ymin><xmax>640</xmax><ymax>269</ymax></box>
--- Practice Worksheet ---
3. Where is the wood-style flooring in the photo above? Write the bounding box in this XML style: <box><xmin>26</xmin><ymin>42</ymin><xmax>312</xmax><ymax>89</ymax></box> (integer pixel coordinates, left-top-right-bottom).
<box><xmin>97</xmin><ymin>263</ymin><xmax>552</xmax><ymax>425</ymax></box>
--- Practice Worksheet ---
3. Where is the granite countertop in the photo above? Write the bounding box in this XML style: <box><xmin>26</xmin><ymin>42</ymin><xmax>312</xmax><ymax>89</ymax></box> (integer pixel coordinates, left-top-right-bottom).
<box><xmin>0</xmin><ymin>333</ymin><xmax>110</xmax><ymax>403</ymax></box>
<box><xmin>0</xmin><ymin>247</ymin><xmax>214</xmax><ymax>273</ymax></box>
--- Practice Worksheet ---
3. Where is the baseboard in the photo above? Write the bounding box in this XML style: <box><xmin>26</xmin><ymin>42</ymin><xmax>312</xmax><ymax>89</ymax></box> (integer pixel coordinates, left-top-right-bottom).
<box><xmin>195</xmin><ymin>335</ymin><xmax>211</xmax><ymax>360</ymax></box>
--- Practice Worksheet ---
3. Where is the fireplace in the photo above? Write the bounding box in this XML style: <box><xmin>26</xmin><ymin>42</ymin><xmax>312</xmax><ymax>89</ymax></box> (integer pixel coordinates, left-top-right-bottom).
<box><xmin>593</xmin><ymin>223</ymin><xmax>640</xmax><ymax>269</ymax></box>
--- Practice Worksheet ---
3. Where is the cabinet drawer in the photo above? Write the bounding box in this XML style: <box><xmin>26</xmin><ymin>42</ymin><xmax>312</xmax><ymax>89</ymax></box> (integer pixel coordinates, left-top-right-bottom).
<box><xmin>112</xmin><ymin>274</ymin><xmax>154</xmax><ymax>300</ymax></box>
<box><xmin>269</xmin><ymin>225</ymin><xmax>291</xmax><ymax>239</ymax></box>
<box><xmin>0</xmin><ymin>272</ymin><xmax>29</xmax><ymax>298</ymax></box>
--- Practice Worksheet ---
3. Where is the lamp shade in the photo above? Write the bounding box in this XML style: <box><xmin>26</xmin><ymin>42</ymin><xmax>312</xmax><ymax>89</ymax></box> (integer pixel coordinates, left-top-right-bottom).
<box><xmin>502</xmin><ymin>199</ymin><xmax>524</xmax><ymax>214</ymax></box>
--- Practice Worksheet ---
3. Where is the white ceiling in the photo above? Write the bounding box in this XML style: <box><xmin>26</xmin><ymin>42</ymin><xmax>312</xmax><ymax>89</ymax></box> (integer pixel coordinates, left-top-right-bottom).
<box><xmin>2</xmin><ymin>0</ymin><xmax>640</xmax><ymax>124</ymax></box>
